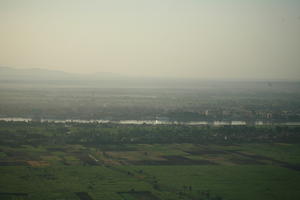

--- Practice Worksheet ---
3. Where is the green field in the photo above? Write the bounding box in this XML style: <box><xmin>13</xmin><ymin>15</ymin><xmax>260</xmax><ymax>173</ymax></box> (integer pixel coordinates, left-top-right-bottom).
<box><xmin>0</xmin><ymin>123</ymin><xmax>300</xmax><ymax>200</ymax></box>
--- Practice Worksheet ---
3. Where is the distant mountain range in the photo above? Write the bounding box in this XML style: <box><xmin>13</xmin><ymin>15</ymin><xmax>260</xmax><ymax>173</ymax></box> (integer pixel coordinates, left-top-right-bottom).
<box><xmin>0</xmin><ymin>66</ymin><xmax>122</xmax><ymax>81</ymax></box>
<box><xmin>1</xmin><ymin>66</ymin><xmax>299</xmax><ymax>89</ymax></box>
<box><xmin>0</xmin><ymin>66</ymin><xmax>175</xmax><ymax>88</ymax></box>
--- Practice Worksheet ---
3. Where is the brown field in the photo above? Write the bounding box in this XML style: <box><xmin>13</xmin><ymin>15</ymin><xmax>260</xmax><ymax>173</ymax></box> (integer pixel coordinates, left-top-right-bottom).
<box><xmin>27</xmin><ymin>161</ymin><xmax>49</xmax><ymax>167</ymax></box>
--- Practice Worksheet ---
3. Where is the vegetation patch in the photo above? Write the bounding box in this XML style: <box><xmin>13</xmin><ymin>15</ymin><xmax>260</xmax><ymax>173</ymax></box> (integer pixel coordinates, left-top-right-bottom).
<box><xmin>118</xmin><ymin>191</ymin><xmax>160</xmax><ymax>200</ymax></box>
<box><xmin>0</xmin><ymin>161</ymin><xmax>28</xmax><ymax>166</ymax></box>
<box><xmin>75</xmin><ymin>192</ymin><xmax>93</xmax><ymax>200</ymax></box>
<box><xmin>229</xmin><ymin>150</ymin><xmax>300</xmax><ymax>171</ymax></box>
<box><xmin>0</xmin><ymin>192</ymin><xmax>28</xmax><ymax>199</ymax></box>
<box><xmin>75</xmin><ymin>154</ymin><xmax>99</xmax><ymax>166</ymax></box>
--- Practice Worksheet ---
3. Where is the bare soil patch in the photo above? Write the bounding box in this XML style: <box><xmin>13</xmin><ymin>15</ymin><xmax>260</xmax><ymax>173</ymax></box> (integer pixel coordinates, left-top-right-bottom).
<box><xmin>27</xmin><ymin>161</ymin><xmax>49</xmax><ymax>167</ymax></box>
<box><xmin>185</xmin><ymin>149</ymin><xmax>228</xmax><ymax>155</ymax></box>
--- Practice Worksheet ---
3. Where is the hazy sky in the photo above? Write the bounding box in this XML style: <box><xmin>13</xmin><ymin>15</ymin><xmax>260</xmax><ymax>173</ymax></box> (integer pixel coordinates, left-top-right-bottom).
<box><xmin>0</xmin><ymin>0</ymin><xmax>300</xmax><ymax>80</ymax></box>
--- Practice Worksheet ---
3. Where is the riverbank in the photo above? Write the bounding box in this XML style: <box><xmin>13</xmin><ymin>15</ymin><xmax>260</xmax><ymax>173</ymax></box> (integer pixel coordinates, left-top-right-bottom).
<box><xmin>1</xmin><ymin>117</ymin><xmax>300</xmax><ymax>126</ymax></box>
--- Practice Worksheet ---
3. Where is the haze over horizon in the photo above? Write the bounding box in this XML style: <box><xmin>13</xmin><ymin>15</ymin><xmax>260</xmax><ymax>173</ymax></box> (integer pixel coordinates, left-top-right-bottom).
<box><xmin>1</xmin><ymin>0</ymin><xmax>300</xmax><ymax>80</ymax></box>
